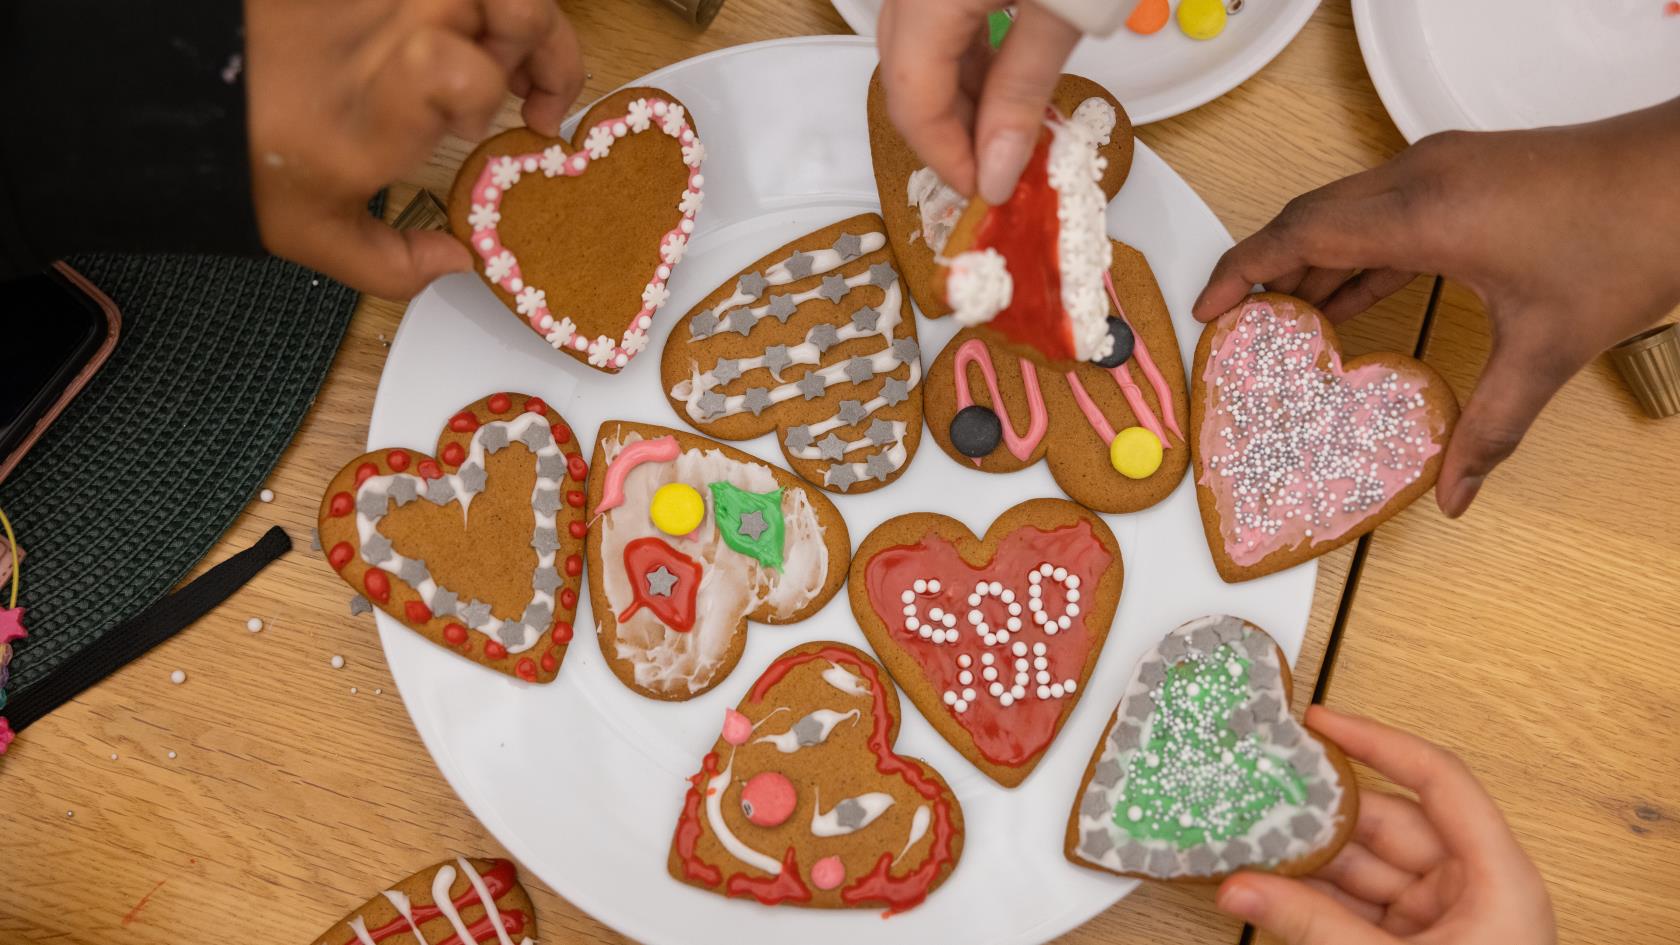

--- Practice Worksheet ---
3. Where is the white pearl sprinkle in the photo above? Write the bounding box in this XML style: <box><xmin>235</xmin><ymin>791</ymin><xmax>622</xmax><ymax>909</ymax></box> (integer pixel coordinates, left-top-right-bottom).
<box><xmin>330</xmin><ymin>655</ymin><xmax>345</xmax><ymax>669</ymax></box>
<box><xmin>169</xmin><ymin>670</ymin><xmax>186</xmax><ymax>685</ymax></box>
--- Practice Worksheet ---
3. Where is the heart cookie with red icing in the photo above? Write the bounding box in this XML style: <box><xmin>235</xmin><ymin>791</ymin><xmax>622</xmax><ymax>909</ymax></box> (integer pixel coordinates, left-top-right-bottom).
<box><xmin>849</xmin><ymin>499</ymin><xmax>1124</xmax><ymax>787</ymax></box>
<box><xmin>1192</xmin><ymin>294</ymin><xmax>1459</xmax><ymax>583</ymax></box>
<box><xmin>669</xmin><ymin>641</ymin><xmax>964</xmax><ymax>913</ymax></box>
<box><xmin>317</xmin><ymin>393</ymin><xmax>588</xmax><ymax>683</ymax></box>
<box><xmin>448</xmin><ymin>87</ymin><xmax>702</xmax><ymax>373</ymax></box>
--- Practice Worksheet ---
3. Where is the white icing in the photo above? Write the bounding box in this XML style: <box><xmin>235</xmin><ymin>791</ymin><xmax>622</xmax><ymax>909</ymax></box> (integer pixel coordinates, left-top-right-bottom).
<box><xmin>1045</xmin><ymin>109</ymin><xmax>1115</xmax><ymax>363</ymax></box>
<box><xmin>599</xmin><ymin>432</ymin><xmax>829</xmax><ymax>695</ymax></box>
<box><xmin>895</xmin><ymin>805</ymin><xmax>932</xmax><ymax>863</ymax></box>
<box><xmin>707</xmin><ymin>751</ymin><xmax>785</xmax><ymax>874</ymax></box>
<box><xmin>822</xmin><ymin>661</ymin><xmax>872</xmax><ymax>697</ymax></box>
<box><xmin>380</xmin><ymin>890</ymin><xmax>428</xmax><ymax>943</ymax></box>
<box><xmin>456</xmin><ymin>857</ymin><xmax>522</xmax><ymax>945</ymax></box>
<box><xmin>712</xmin><ymin>232</ymin><xmax>888</xmax><ymax>310</ymax></box>
<box><xmin>906</xmin><ymin>166</ymin><xmax>967</xmax><ymax>254</ymax></box>
<box><xmin>946</xmin><ymin>248</ymin><xmax>1013</xmax><ymax>326</ymax></box>
<box><xmin>1071</xmin><ymin>97</ymin><xmax>1118</xmax><ymax>146</ymax></box>
<box><xmin>811</xmin><ymin>791</ymin><xmax>896</xmax><ymax>837</ymax></box>
<box><xmin>346</xmin><ymin>917</ymin><xmax>380</xmax><ymax>945</ymax></box>
<box><xmin>755</xmin><ymin>708</ymin><xmax>859</xmax><ymax>752</ymax></box>
<box><xmin>431</xmin><ymin>865</ymin><xmax>478</xmax><ymax>945</ymax></box>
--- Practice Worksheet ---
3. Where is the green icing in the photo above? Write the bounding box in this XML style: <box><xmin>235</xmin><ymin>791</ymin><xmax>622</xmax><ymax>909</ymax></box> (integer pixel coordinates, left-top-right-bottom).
<box><xmin>986</xmin><ymin>9</ymin><xmax>1014</xmax><ymax>48</ymax></box>
<box><xmin>1113</xmin><ymin>643</ymin><xmax>1306</xmax><ymax>849</ymax></box>
<box><xmin>707</xmin><ymin>482</ymin><xmax>785</xmax><ymax>570</ymax></box>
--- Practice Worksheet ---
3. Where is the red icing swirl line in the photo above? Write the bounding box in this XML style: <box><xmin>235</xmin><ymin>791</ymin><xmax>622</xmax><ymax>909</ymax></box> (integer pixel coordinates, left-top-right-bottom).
<box><xmin>953</xmin><ymin>338</ymin><xmax>1048</xmax><ymax>462</ymax></box>
<box><xmin>1101</xmin><ymin>269</ymin><xmax>1182</xmax><ymax>442</ymax></box>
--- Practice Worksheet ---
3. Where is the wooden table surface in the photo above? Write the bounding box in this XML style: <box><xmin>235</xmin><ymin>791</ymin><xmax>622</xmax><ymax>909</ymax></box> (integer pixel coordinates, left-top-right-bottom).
<box><xmin>2</xmin><ymin>2</ymin><xmax>1675</xmax><ymax>943</ymax></box>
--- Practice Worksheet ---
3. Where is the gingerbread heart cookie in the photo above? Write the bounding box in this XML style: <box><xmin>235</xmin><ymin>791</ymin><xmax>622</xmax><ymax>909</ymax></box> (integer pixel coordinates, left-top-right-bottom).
<box><xmin>318</xmin><ymin>393</ymin><xmax>587</xmax><ymax>683</ymax></box>
<box><xmin>1066</xmin><ymin>616</ymin><xmax>1358</xmax><ymax>881</ymax></box>
<box><xmin>309</xmin><ymin>857</ymin><xmax>536</xmax><ymax>945</ymax></box>
<box><xmin>669</xmin><ymin>641</ymin><xmax>964</xmax><ymax>913</ymax></box>
<box><xmin>849</xmin><ymin>499</ymin><xmax>1123</xmax><ymax>787</ymax></box>
<box><xmin>662</xmin><ymin>213</ymin><xmax>924</xmax><ymax>493</ymax></box>
<box><xmin>449</xmin><ymin>87</ymin><xmax>702</xmax><ymax>373</ymax></box>
<box><xmin>1192</xmin><ymin>294</ymin><xmax>1459</xmax><ymax>582</ymax></box>
<box><xmin>867</xmin><ymin>67</ymin><xmax>1131</xmax><ymax>322</ymax></box>
<box><xmin>923</xmin><ymin>240</ymin><xmax>1190</xmax><ymax>513</ymax></box>
<box><xmin>586</xmin><ymin>422</ymin><xmax>850</xmax><ymax>700</ymax></box>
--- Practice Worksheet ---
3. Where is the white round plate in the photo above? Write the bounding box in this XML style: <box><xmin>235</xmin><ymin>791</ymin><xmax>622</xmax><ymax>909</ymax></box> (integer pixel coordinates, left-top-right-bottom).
<box><xmin>1355</xmin><ymin>0</ymin><xmax>1680</xmax><ymax>143</ymax></box>
<box><xmin>830</xmin><ymin>0</ymin><xmax>1320</xmax><ymax>125</ymax></box>
<box><xmin>371</xmin><ymin>36</ymin><xmax>1314</xmax><ymax>945</ymax></box>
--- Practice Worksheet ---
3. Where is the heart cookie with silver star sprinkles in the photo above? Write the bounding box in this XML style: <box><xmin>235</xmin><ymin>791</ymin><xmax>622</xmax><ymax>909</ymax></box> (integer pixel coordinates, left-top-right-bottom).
<box><xmin>1066</xmin><ymin>615</ymin><xmax>1358</xmax><ymax>881</ymax></box>
<box><xmin>1192</xmin><ymin>293</ymin><xmax>1458</xmax><ymax>582</ymax></box>
<box><xmin>317</xmin><ymin>393</ymin><xmax>587</xmax><ymax>683</ymax></box>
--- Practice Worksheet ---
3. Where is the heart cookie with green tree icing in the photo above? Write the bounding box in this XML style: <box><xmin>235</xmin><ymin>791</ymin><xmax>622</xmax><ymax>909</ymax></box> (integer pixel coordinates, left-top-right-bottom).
<box><xmin>1065</xmin><ymin>615</ymin><xmax>1358</xmax><ymax>880</ymax></box>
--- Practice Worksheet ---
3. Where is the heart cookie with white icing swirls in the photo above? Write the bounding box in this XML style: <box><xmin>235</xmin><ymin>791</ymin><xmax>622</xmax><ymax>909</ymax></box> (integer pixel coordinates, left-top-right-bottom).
<box><xmin>669</xmin><ymin>641</ymin><xmax>964</xmax><ymax>913</ymax></box>
<box><xmin>1192</xmin><ymin>294</ymin><xmax>1458</xmax><ymax>582</ymax></box>
<box><xmin>1066</xmin><ymin>615</ymin><xmax>1358</xmax><ymax>881</ymax></box>
<box><xmin>448</xmin><ymin>87</ymin><xmax>702</xmax><ymax>373</ymax></box>
<box><xmin>317</xmin><ymin>393</ymin><xmax>588</xmax><ymax>683</ymax></box>
<box><xmin>309</xmin><ymin>857</ymin><xmax>536</xmax><ymax>945</ymax></box>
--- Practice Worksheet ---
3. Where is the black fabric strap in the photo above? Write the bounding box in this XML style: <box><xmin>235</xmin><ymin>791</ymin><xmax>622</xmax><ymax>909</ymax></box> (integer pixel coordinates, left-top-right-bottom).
<box><xmin>4</xmin><ymin>525</ymin><xmax>290</xmax><ymax>732</ymax></box>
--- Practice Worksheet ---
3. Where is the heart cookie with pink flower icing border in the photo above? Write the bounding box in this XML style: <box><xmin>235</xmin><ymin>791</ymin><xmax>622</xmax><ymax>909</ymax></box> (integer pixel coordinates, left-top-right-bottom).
<box><xmin>449</xmin><ymin>87</ymin><xmax>703</xmax><ymax>373</ymax></box>
<box><xmin>1191</xmin><ymin>294</ymin><xmax>1459</xmax><ymax>583</ymax></box>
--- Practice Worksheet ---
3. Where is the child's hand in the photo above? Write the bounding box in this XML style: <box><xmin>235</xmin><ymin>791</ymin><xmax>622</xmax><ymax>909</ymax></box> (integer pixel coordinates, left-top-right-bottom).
<box><xmin>1193</xmin><ymin>98</ymin><xmax>1680</xmax><ymax>517</ymax></box>
<box><xmin>245</xmin><ymin>0</ymin><xmax>585</xmax><ymax>299</ymax></box>
<box><xmin>877</xmin><ymin>0</ymin><xmax>1080</xmax><ymax>204</ymax></box>
<box><xmin>1216</xmin><ymin>706</ymin><xmax>1556</xmax><ymax>945</ymax></box>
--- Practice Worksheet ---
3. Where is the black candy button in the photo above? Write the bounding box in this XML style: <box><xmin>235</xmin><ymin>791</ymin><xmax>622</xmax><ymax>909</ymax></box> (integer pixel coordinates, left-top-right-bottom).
<box><xmin>1092</xmin><ymin>316</ymin><xmax>1135</xmax><ymax>368</ymax></box>
<box><xmin>950</xmin><ymin>405</ymin><xmax>1003</xmax><ymax>458</ymax></box>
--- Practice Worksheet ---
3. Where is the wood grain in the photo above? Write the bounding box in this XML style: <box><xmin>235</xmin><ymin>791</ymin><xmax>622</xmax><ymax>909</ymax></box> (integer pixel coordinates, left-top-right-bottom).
<box><xmin>0</xmin><ymin>3</ymin><xmax>1444</xmax><ymax>944</ymax></box>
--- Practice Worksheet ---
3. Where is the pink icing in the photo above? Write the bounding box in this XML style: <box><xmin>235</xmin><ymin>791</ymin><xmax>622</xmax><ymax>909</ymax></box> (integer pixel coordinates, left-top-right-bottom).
<box><xmin>1102</xmin><ymin>270</ymin><xmax>1182</xmax><ymax>442</ymax></box>
<box><xmin>953</xmin><ymin>339</ymin><xmax>1048</xmax><ymax>462</ymax></box>
<box><xmin>810</xmin><ymin>855</ymin><xmax>846</xmax><ymax>891</ymax></box>
<box><xmin>595</xmin><ymin>434</ymin><xmax>681</xmax><ymax>516</ymax></box>
<box><xmin>1198</xmin><ymin>298</ymin><xmax>1444</xmax><ymax>566</ymax></box>
<box><xmin>466</xmin><ymin>96</ymin><xmax>704</xmax><ymax>371</ymax></box>
<box><xmin>1064</xmin><ymin>372</ymin><xmax>1118</xmax><ymax>444</ymax></box>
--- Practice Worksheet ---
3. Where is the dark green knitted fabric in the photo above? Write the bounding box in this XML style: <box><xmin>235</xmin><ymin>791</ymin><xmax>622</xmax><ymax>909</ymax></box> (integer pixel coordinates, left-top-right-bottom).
<box><xmin>0</xmin><ymin>252</ymin><xmax>356</xmax><ymax>698</ymax></box>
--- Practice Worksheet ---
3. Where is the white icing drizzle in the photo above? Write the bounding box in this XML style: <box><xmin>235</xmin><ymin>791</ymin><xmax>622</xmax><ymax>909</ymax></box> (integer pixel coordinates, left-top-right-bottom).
<box><xmin>354</xmin><ymin>411</ymin><xmax>565</xmax><ymax>653</ymax></box>
<box><xmin>754</xmin><ymin>708</ymin><xmax>859</xmax><ymax>753</ymax></box>
<box><xmin>946</xmin><ymin>248</ymin><xmax>1013</xmax><ymax>327</ymax></box>
<box><xmin>381</xmin><ymin>890</ymin><xmax>429</xmax><ymax>944</ymax></box>
<box><xmin>907</xmin><ymin>167</ymin><xmax>967</xmax><ymax>254</ymax></box>
<box><xmin>1045</xmin><ymin>105</ymin><xmax>1116</xmax><ymax>364</ymax></box>
<box><xmin>821</xmin><ymin>661</ymin><xmax>871</xmax><ymax>697</ymax></box>
<box><xmin>455</xmin><ymin>856</ymin><xmax>524</xmax><ymax>945</ymax></box>
<box><xmin>894</xmin><ymin>805</ymin><xmax>932</xmax><ymax>864</ymax></box>
<box><xmin>707</xmin><ymin>750</ymin><xmax>785</xmax><ymax>874</ymax></box>
<box><xmin>811</xmin><ymin>791</ymin><xmax>896</xmax><ymax>837</ymax></box>
<box><xmin>346</xmin><ymin>917</ymin><xmax>380</xmax><ymax>945</ymax></box>
<box><xmin>430</xmin><ymin>864</ymin><xmax>478</xmax><ymax>945</ymax></box>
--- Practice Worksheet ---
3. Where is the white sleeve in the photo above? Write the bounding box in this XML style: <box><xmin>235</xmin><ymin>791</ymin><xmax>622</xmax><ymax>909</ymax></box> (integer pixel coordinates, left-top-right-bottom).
<box><xmin>1029</xmin><ymin>0</ymin><xmax>1129</xmax><ymax>36</ymax></box>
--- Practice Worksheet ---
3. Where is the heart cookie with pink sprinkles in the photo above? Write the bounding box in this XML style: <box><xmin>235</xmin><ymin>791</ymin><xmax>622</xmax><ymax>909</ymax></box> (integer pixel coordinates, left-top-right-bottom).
<box><xmin>449</xmin><ymin>87</ymin><xmax>703</xmax><ymax>373</ymax></box>
<box><xmin>1191</xmin><ymin>294</ymin><xmax>1459</xmax><ymax>583</ymax></box>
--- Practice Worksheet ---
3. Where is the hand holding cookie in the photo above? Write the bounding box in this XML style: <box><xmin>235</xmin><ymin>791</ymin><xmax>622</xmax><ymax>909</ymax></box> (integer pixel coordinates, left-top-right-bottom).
<box><xmin>1215</xmin><ymin>706</ymin><xmax>1556</xmax><ymax>945</ymax></box>
<box><xmin>246</xmin><ymin>0</ymin><xmax>585</xmax><ymax>299</ymax></box>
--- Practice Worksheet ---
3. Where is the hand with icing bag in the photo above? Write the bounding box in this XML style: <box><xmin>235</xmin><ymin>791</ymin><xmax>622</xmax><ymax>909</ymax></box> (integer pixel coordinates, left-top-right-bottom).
<box><xmin>1193</xmin><ymin>96</ymin><xmax>1680</xmax><ymax>517</ymax></box>
<box><xmin>245</xmin><ymin>0</ymin><xmax>585</xmax><ymax>298</ymax></box>
<box><xmin>1216</xmin><ymin>706</ymin><xmax>1556</xmax><ymax>945</ymax></box>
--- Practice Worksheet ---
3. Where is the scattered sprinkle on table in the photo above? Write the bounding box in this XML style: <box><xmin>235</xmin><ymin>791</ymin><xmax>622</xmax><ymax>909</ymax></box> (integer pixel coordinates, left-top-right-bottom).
<box><xmin>109</xmin><ymin>753</ymin><xmax>118</xmax><ymax>761</ymax></box>
<box><xmin>350</xmin><ymin>687</ymin><xmax>359</xmax><ymax>695</ymax></box>
<box><xmin>259</xmin><ymin>489</ymin><xmax>275</xmax><ymax>503</ymax></box>
<box><xmin>373</xmin><ymin>689</ymin><xmax>382</xmax><ymax>695</ymax></box>
<box><xmin>167</xmin><ymin>751</ymin><xmax>177</xmax><ymax>759</ymax></box>
<box><xmin>170</xmin><ymin>670</ymin><xmax>186</xmax><ymax>685</ymax></box>
<box><xmin>246</xmin><ymin>617</ymin><xmax>264</xmax><ymax>633</ymax></box>
<box><xmin>330</xmin><ymin>655</ymin><xmax>345</xmax><ymax>669</ymax></box>
<box><xmin>66</xmin><ymin>810</ymin><xmax>73</xmax><ymax>819</ymax></box>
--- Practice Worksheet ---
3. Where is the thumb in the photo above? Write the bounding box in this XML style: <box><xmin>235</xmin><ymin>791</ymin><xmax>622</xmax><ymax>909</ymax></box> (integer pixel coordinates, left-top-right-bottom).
<box><xmin>316</xmin><ymin>211</ymin><xmax>473</xmax><ymax>301</ymax></box>
<box><xmin>973</xmin><ymin>0</ymin><xmax>1080</xmax><ymax>204</ymax></box>
<box><xmin>1436</xmin><ymin>336</ymin><xmax>1566</xmax><ymax>518</ymax></box>
<box><xmin>1217</xmin><ymin>874</ymin><xmax>1391</xmax><ymax>945</ymax></box>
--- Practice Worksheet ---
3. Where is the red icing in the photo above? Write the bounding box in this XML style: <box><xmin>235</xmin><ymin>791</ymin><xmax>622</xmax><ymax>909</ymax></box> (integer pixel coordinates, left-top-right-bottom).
<box><xmin>567</xmin><ymin>454</ymin><xmax>588</xmax><ymax>482</ymax></box>
<box><xmin>441</xmin><ymin>442</ymin><xmax>466</xmax><ymax>466</ymax></box>
<box><xmin>565</xmin><ymin>490</ymin><xmax>586</xmax><ymax>508</ymax></box>
<box><xmin>404</xmin><ymin>601</ymin><xmax>433</xmax><ymax>623</ymax></box>
<box><xmin>862</xmin><ymin>522</ymin><xmax>1112</xmax><ymax>768</ymax></box>
<box><xmin>523</xmin><ymin>396</ymin><xmax>547</xmax><ymax>415</ymax></box>
<box><xmin>444</xmin><ymin>622</ymin><xmax>468</xmax><ymax>645</ymax></box>
<box><xmin>560</xmin><ymin>588</ymin><xmax>578</xmax><ymax>610</ymax></box>
<box><xmin>328</xmin><ymin>542</ymin><xmax>355</xmax><ymax>569</ymax></box>
<box><xmin>564</xmin><ymin>554</ymin><xmax>583</xmax><ymax>577</ymax></box>
<box><xmin>550</xmin><ymin>422</ymin><xmax>573</xmax><ymax>445</ymax></box>
<box><xmin>515</xmin><ymin>658</ymin><xmax>537</xmax><ymax>681</ymax></box>
<box><xmin>616</xmin><ymin>537</ymin><xmax>701</xmax><ymax>632</ymax></box>
<box><xmin>386</xmin><ymin>450</ymin><xmax>411</xmax><ymax>472</ymax></box>
<box><xmin>674</xmin><ymin>752</ymin><xmax>725</xmax><ymax>886</ymax></box>
<box><xmin>448</xmin><ymin>412</ymin><xmax>479</xmax><ymax>433</ymax></box>
<box><xmin>568</xmin><ymin>521</ymin><xmax>587</xmax><ymax>538</ymax></box>
<box><xmin>970</xmin><ymin>131</ymin><xmax>1077</xmax><ymax>361</ymax></box>
<box><xmin>726</xmin><ymin>847</ymin><xmax>812</xmax><ymax>906</ymax></box>
<box><xmin>540</xmin><ymin>650</ymin><xmax>559</xmax><ymax>673</ymax></box>
<box><xmin>329</xmin><ymin>492</ymin><xmax>354</xmax><ymax>517</ymax></box>
<box><xmin>485</xmin><ymin>640</ymin><xmax>507</xmax><ymax>660</ymax></box>
<box><xmin>334</xmin><ymin>859</ymin><xmax>527</xmax><ymax>945</ymax></box>
<box><xmin>364</xmin><ymin>569</ymin><xmax>391</xmax><ymax>604</ymax></box>
<box><xmin>551</xmin><ymin>621</ymin><xmax>574</xmax><ymax>644</ymax></box>
<box><xmin>354</xmin><ymin>462</ymin><xmax>379</xmax><ymax>486</ymax></box>
<box><xmin>488</xmin><ymin>393</ymin><xmax>512</xmax><ymax>413</ymax></box>
<box><xmin>416</xmin><ymin>460</ymin><xmax>443</xmax><ymax>480</ymax></box>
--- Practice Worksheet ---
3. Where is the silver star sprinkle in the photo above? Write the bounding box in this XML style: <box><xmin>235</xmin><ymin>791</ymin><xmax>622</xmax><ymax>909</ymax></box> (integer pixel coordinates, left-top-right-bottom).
<box><xmin>710</xmin><ymin>358</ymin><xmax>741</xmax><ymax>385</ymax></box>
<box><xmin>837</xmin><ymin>400</ymin><xmax>867</xmax><ymax>425</ymax></box>
<box><xmin>844</xmin><ymin>357</ymin><xmax>875</xmax><ymax>386</ymax></box>
<box><xmin>865</xmin><ymin>418</ymin><xmax>898</xmax><ymax>445</ymax></box>
<box><xmin>806</xmin><ymin>323</ymin><xmax>840</xmax><ymax>353</ymax></box>
<box><xmin>762</xmin><ymin>344</ymin><xmax>793</xmax><ymax>376</ymax></box>
<box><xmin>727</xmin><ymin>307</ymin><xmax>759</xmax><ymax>336</ymax></box>
<box><xmin>736</xmin><ymin>510</ymin><xmax>769</xmax><ymax>540</ymax></box>
<box><xmin>868</xmin><ymin>262</ymin><xmax>898</xmax><ymax>287</ymax></box>
<box><xmin>816</xmin><ymin>433</ymin><xmax>847</xmax><ymax>460</ymax></box>
<box><xmin>785</xmin><ymin>425</ymin><xmax>814</xmax><ymax>452</ymax></box>
<box><xmin>880</xmin><ymin>376</ymin><xmax>910</xmax><ymax>406</ymax></box>
<box><xmin>646</xmin><ymin>566</ymin><xmax>679</xmax><ymax>597</ymax></box>
<box><xmin>832</xmin><ymin>233</ymin><xmax>863</xmax><ymax>260</ymax></box>
<box><xmin>742</xmin><ymin>387</ymin><xmax>773</xmax><ymax>416</ymax></box>
<box><xmin>697</xmin><ymin>390</ymin><xmax>727</xmax><ymax>418</ymax></box>
<box><xmin>796</xmin><ymin>371</ymin><xmax>827</xmax><ymax>400</ymax></box>
<box><xmin>737</xmin><ymin>272</ymin><xmax>768</xmax><ymax>300</ymax></box>
<box><xmin>781</xmin><ymin>251</ymin><xmax>814</xmax><ymax>279</ymax></box>
<box><xmin>818</xmin><ymin>274</ymin><xmax>848</xmax><ymax>304</ymax></box>
<box><xmin>865</xmin><ymin>451</ymin><xmax>895</xmax><ymax>481</ymax></box>
<box><xmin>766</xmin><ymin>295</ymin><xmax>798</xmax><ymax>322</ymax></box>
<box><xmin>690</xmin><ymin>309</ymin><xmax>719</xmax><ymax>338</ymax></box>
<box><xmin>826</xmin><ymin>464</ymin><xmax>858</xmax><ymax>491</ymax></box>
<box><xmin>850</xmin><ymin>306</ymin><xmax>881</xmax><ymax>332</ymax></box>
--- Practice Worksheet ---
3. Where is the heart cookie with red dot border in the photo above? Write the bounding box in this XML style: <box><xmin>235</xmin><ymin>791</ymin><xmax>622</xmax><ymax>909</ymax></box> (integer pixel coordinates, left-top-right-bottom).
<box><xmin>586</xmin><ymin>422</ymin><xmax>851</xmax><ymax>701</ymax></box>
<box><xmin>317</xmin><ymin>393</ymin><xmax>587</xmax><ymax>683</ymax></box>
<box><xmin>669</xmin><ymin>641</ymin><xmax>964</xmax><ymax>913</ymax></box>
<box><xmin>1192</xmin><ymin>294</ymin><xmax>1459</xmax><ymax>582</ymax></box>
<box><xmin>448</xmin><ymin>87</ymin><xmax>702</xmax><ymax>373</ymax></box>
<box><xmin>849</xmin><ymin>499</ymin><xmax>1124</xmax><ymax>787</ymax></box>
<box><xmin>309</xmin><ymin>857</ymin><xmax>536</xmax><ymax>945</ymax></box>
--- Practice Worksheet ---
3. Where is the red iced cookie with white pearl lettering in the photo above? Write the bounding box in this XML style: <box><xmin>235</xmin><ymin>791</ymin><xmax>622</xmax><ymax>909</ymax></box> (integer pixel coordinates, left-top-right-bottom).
<box><xmin>848</xmin><ymin>499</ymin><xmax>1124</xmax><ymax>788</ymax></box>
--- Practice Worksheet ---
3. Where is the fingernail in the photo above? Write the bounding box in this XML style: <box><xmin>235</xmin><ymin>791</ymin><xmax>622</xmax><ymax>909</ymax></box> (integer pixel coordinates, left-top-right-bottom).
<box><xmin>978</xmin><ymin>129</ymin><xmax>1034</xmax><ymax>205</ymax></box>
<box><xmin>1217</xmin><ymin>885</ymin><xmax>1264</xmax><ymax>921</ymax></box>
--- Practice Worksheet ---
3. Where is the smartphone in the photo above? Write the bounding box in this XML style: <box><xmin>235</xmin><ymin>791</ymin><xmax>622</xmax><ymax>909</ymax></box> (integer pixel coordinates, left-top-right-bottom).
<box><xmin>0</xmin><ymin>264</ymin><xmax>120</xmax><ymax>482</ymax></box>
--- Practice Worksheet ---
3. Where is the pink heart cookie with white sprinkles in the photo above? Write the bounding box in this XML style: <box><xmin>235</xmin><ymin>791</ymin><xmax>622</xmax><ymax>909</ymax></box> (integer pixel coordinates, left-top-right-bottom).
<box><xmin>1191</xmin><ymin>294</ymin><xmax>1458</xmax><ymax>583</ymax></box>
<box><xmin>449</xmin><ymin>87</ymin><xmax>703</xmax><ymax>374</ymax></box>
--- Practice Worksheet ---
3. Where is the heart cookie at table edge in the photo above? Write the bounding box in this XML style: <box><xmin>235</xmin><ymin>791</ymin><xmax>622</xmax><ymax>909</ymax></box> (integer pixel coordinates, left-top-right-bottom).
<box><xmin>669</xmin><ymin>640</ymin><xmax>964</xmax><ymax>913</ymax></box>
<box><xmin>922</xmin><ymin>238</ymin><xmax>1189</xmax><ymax>514</ymax></box>
<box><xmin>1191</xmin><ymin>293</ymin><xmax>1459</xmax><ymax>583</ymax></box>
<box><xmin>867</xmin><ymin>67</ymin><xmax>1132</xmax><ymax>322</ymax></box>
<box><xmin>308</xmin><ymin>857</ymin><xmax>536</xmax><ymax>945</ymax></box>
<box><xmin>448</xmin><ymin>86</ymin><xmax>702</xmax><ymax>374</ymax></box>
<box><xmin>1065</xmin><ymin>615</ymin><xmax>1359</xmax><ymax>882</ymax></box>
<box><xmin>317</xmin><ymin>392</ymin><xmax>587</xmax><ymax>684</ymax></box>
<box><xmin>660</xmin><ymin>212</ymin><xmax>925</xmax><ymax>495</ymax></box>
<box><xmin>586</xmin><ymin>421</ymin><xmax>851</xmax><ymax>702</ymax></box>
<box><xmin>848</xmin><ymin>499</ymin><xmax>1123</xmax><ymax>788</ymax></box>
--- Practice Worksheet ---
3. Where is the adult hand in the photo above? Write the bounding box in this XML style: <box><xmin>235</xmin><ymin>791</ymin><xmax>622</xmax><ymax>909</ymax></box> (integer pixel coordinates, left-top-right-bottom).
<box><xmin>1216</xmin><ymin>706</ymin><xmax>1556</xmax><ymax>945</ymax></box>
<box><xmin>1193</xmin><ymin>97</ymin><xmax>1680</xmax><ymax>517</ymax></box>
<box><xmin>877</xmin><ymin>0</ymin><xmax>1080</xmax><ymax>204</ymax></box>
<box><xmin>245</xmin><ymin>0</ymin><xmax>585</xmax><ymax>299</ymax></box>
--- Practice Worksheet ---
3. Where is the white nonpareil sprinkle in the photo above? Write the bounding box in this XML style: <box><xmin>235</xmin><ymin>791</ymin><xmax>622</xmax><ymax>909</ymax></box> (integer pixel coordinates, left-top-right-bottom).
<box><xmin>330</xmin><ymin>655</ymin><xmax>345</xmax><ymax>669</ymax></box>
<box><xmin>167</xmin><ymin>751</ymin><xmax>177</xmax><ymax>759</ymax></box>
<box><xmin>246</xmin><ymin>617</ymin><xmax>263</xmax><ymax>633</ymax></box>
<box><xmin>169</xmin><ymin>670</ymin><xmax>186</xmax><ymax>685</ymax></box>
<box><xmin>259</xmin><ymin>489</ymin><xmax>274</xmax><ymax>503</ymax></box>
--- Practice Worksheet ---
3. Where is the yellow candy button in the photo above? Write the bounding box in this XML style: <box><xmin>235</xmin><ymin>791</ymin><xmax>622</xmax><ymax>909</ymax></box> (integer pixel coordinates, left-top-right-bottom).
<box><xmin>650</xmin><ymin>483</ymin><xmax>706</xmax><ymax>536</ymax></box>
<box><xmin>1177</xmin><ymin>0</ymin><xmax>1228</xmax><ymax>40</ymax></box>
<box><xmin>1110</xmin><ymin>427</ymin><xmax>1164</xmax><ymax>480</ymax></box>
